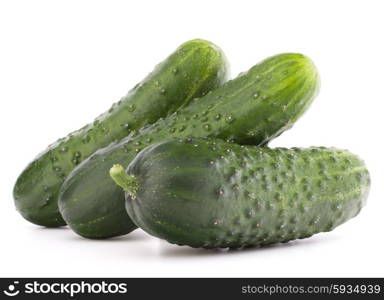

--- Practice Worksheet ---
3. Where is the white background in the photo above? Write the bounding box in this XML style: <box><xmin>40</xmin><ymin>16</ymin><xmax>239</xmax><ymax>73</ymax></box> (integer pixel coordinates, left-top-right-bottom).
<box><xmin>1</xmin><ymin>0</ymin><xmax>383</xmax><ymax>277</ymax></box>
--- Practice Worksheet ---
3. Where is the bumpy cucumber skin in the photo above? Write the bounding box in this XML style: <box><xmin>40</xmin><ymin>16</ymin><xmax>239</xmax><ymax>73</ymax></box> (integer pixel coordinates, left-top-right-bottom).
<box><xmin>59</xmin><ymin>53</ymin><xmax>320</xmax><ymax>238</ymax></box>
<box><xmin>125</xmin><ymin>138</ymin><xmax>370</xmax><ymax>248</ymax></box>
<box><xmin>13</xmin><ymin>39</ymin><xmax>229</xmax><ymax>227</ymax></box>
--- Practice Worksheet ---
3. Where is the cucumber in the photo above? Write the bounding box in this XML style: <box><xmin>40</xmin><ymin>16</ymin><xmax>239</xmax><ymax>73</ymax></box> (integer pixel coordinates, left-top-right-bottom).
<box><xmin>59</xmin><ymin>53</ymin><xmax>320</xmax><ymax>238</ymax></box>
<box><xmin>13</xmin><ymin>39</ymin><xmax>229</xmax><ymax>227</ymax></box>
<box><xmin>110</xmin><ymin>138</ymin><xmax>370</xmax><ymax>248</ymax></box>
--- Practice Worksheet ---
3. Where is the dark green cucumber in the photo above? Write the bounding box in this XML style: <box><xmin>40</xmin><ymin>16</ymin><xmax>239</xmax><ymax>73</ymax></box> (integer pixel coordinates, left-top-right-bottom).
<box><xmin>59</xmin><ymin>53</ymin><xmax>320</xmax><ymax>238</ymax></box>
<box><xmin>111</xmin><ymin>138</ymin><xmax>370</xmax><ymax>248</ymax></box>
<box><xmin>13</xmin><ymin>39</ymin><xmax>229</xmax><ymax>227</ymax></box>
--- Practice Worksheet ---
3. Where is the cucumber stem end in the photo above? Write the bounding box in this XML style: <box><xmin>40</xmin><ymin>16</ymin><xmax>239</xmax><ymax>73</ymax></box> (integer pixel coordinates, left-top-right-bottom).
<box><xmin>109</xmin><ymin>164</ymin><xmax>138</xmax><ymax>199</ymax></box>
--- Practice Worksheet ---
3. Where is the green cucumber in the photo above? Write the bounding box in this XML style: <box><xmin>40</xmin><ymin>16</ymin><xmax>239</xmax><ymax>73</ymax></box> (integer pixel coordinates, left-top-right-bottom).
<box><xmin>59</xmin><ymin>53</ymin><xmax>320</xmax><ymax>238</ymax></box>
<box><xmin>13</xmin><ymin>39</ymin><xmax>229</xmax><ymax>227</ymax></box>
<box><xmin>111</xmin><ymin>138</ymin><xmax>370</xmax><ymax>248</ymax></box>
